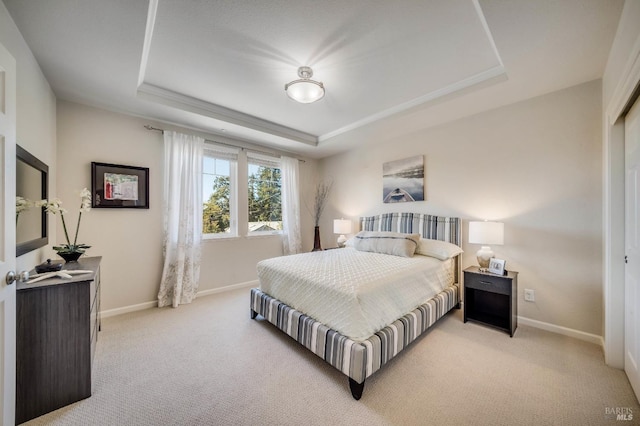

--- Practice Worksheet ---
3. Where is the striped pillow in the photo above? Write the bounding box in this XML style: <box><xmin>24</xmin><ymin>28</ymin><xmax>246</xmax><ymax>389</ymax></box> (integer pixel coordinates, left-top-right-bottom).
<box><xmin>353</xmin><ymin>231</ymin><xmax>420</xmax><ymax>257</ymax></box>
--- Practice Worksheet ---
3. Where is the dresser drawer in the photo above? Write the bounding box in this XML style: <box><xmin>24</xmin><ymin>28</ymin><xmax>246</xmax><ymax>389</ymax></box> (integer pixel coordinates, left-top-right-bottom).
<box><xmin>464</xmin><ymin>272</ymin><xmax>511</xmax><ymax>295</ymax></box>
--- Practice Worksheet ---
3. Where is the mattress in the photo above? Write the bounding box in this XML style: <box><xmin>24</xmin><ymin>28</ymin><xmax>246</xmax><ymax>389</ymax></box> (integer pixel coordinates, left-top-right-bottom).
<box><xmin>256</xmin><ymin>247</ymin><xmax>454</xmax><ymax>341</ymax></box>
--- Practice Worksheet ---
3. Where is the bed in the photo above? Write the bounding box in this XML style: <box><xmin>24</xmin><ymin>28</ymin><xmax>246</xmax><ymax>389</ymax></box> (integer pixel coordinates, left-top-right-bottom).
<box><xmin>250</xmin><ymin>213</ymin><xmax>461</xmax><ymax>399</ymax></box>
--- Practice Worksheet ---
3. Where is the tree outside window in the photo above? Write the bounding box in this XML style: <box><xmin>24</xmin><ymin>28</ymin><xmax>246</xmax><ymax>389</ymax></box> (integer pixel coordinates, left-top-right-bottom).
<box><xmin>203</xmin><ymin>156</ymin><xmax>233</xmax><ymax>235</ymax></box>
<box><xmin>248</xmin><ymin>163</ymin><xmax>282</xmax><ymax>233</ymax></box>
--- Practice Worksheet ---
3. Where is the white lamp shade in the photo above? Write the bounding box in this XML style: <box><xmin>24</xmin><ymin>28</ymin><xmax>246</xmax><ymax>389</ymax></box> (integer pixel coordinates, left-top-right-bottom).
<box><xmin>333</xmin><ymin>219</ymin><xmax>352</xmax><ymax>234</ymax></box>
<box><xmin>468</xmin><ymin>221</ymin><xmax>504</xmax><ymax>245</ymax></box>
<box><xmin>285</xmin><ymin>80</ymin><xmax>325</xmax><ymax>103</ymax></box>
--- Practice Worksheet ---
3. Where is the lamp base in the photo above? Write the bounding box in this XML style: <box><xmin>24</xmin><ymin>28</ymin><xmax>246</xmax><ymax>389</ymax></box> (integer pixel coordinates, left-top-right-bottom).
<box><xmin>476</xmin><ymin>246</ymin><xmax>494</xmax><ymax>269</ymax></box>
<box><xmin>337</xmin><ymin>234</ymin><xmax>347</xmax><ymax>248</ymax></box>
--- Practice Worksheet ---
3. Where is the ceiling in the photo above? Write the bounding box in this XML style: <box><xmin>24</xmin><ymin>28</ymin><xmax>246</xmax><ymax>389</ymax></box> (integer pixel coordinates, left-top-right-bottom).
<box><xmin>3</xmin><ymin>0</ymin><xmax>624</xmax><ymax>159</ymax></box>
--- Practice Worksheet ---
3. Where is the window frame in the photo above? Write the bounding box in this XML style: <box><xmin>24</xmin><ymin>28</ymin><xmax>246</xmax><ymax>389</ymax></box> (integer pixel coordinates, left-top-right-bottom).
<box><xmin>201</xmin><ymin>145</ymin><xmax>284</xmax><ymax>240</ymax></box>
<box><xmin>202</xmin><ymin>146</ymin><xmax>238</xmax><ymax>239</ymax></box>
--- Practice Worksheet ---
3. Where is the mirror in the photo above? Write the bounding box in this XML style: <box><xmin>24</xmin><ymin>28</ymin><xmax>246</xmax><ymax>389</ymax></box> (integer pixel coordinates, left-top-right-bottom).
<box><xmin>16</xmin><ymin>145</ymin><xmax>48</xmax><ymax>256</ymax></box>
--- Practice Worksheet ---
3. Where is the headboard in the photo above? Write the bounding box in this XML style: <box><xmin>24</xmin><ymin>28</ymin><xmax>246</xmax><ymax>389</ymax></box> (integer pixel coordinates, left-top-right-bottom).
<box><xmin>360</xmin><ymin>213</ymin><xmax>461</xmax><ymax>246</ymax></box>
<box><xmin>359</xmin><ymin>213</ymin><xmax>462</xmax><ymax>283</ymax></box>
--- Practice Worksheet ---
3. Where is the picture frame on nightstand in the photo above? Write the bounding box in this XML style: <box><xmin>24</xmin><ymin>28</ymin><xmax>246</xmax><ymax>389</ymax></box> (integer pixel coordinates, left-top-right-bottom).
<box><xmin>488</xmin><ymin>258</ymin><xmax>506</xmax><ymax>275</ymax></box>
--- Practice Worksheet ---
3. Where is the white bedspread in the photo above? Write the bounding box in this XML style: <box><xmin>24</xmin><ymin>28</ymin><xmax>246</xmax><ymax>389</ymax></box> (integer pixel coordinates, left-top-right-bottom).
<box><xmin>257</xmin><ymin>248</ymin><xmax>454</xmax><ymax>341</ymax></box>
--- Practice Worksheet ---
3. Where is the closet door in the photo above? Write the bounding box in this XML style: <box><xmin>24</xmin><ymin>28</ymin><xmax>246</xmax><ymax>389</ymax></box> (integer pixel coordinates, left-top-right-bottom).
<box><xmin>625</xmin><ymin>96</ymin><xmax>640</xmax><ymax>401</ymax></box>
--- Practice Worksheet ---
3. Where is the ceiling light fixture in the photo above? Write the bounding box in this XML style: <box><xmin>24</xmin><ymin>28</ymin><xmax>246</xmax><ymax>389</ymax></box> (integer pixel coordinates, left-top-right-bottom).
<box><xmin>285</xmin><ymin>66</ymin><xmax>325</xmax><ymax>104</ymax></box>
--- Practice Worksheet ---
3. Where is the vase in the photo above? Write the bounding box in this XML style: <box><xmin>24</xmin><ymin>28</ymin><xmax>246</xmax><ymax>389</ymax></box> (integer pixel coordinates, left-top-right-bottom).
<box><xmin>312</xmin><ymin>226</ymin><xmax>322</xmax><ymax>251</ymax></box>
<box><xmin>59</xmin><ymin>251</ymin><xmax>83</xmax><ymax>263</ymax></box>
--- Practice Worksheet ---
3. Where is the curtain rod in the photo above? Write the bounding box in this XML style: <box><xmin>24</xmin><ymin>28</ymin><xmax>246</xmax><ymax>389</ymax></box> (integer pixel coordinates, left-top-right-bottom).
<box><xmin>144</xmin><ymin>125</ymin><xmax>305</xmax><ymax>163</ymax></box>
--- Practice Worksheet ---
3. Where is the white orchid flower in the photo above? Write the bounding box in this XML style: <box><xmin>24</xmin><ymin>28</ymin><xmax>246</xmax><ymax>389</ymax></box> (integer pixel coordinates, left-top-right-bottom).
<box><xmin>79</xmin><ymin>188</ymin><xmax>92</xmax><ymax>212</ymax></box>
<box><xmin>43</xmin><ymin>190</ymin><xmax>93</xmax><ymax>257</ymax></box>
<box><xmin>16</xmin><ymin>196</ymin><xmax>33</xmax><ymax>213</ymax></box>
<box><xmin>44</xmin><ymin>198</ymin><xmax>67</xmax><ymax>215</ymax></box>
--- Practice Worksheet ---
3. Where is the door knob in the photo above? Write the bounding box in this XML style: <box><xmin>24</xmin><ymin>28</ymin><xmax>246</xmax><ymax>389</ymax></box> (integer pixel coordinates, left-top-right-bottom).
<box><xmin>5</xmin><ymin>270</ymin><xmax>30</xmax><ymax>285</ymax></box>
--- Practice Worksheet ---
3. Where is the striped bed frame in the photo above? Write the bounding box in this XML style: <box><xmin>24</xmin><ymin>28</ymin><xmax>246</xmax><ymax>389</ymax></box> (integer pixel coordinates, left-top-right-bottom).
<box><xmin>250</xmin><ymin>213</ymin><xmax>461</xmax><ymax>399</ymax></box>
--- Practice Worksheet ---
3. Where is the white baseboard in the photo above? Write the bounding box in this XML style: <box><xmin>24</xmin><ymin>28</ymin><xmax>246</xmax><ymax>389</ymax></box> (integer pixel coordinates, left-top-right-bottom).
<box><xmin>196</xmin><ymin>280</ymin><xmax>257</xmax><ymax>298</ymax></box>
<box><xmin>517</xmin><ymin>315</ymin><xmax>604</xmax><ymax>347</ymax></box>
<box><xmin>100</xmin><ymin>280</ymin><xmax>259</xmax><ymax>319</ymax></box>
<box><xmin>101</xmin><ymin>300</ymin><xmax>158</xmax><ymax>319</ymax></box>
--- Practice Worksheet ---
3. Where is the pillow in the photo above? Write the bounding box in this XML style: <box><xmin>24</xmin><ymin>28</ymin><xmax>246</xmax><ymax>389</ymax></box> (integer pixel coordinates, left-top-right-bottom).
<box><xmin>416</xmin><ymin>238</ymin><xmax>463</xmax><ymax>260</ymax></box>
<box><xmin>352</xmin><ymin>231</ymin><xmax>420</xmax><ymax>257</ymax></box>
<box><xmin>344</xmin><ymin>236</ymin><xmax>356</xmax><ymax>247</ymax></box>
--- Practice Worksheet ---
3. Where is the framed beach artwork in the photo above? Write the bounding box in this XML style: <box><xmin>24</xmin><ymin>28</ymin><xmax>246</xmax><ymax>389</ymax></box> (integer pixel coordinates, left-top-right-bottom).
<box><xmin>91</xmin><ymin>162</ymin><xmax>149</xmax><ymax>208</ymax></box>
<box><xmin>382</xmin><ymin>155</ymin><xmax>425</xmax><ymax>203</ymax></box>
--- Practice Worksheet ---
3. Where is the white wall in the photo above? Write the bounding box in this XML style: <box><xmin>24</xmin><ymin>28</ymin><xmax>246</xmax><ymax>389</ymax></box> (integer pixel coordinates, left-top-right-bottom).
<box><xmin>319</xmin><ymin>80</ymin><xmax>603</xmax><ymax>336</ymax></box>
<box><xmin>56</xmin><ymin>100</ymin><xmax>318</xmax><ymax>312</ymax></box>
<box><xmin>56</xmin><ymin>101</ymin><xmax>163</xmax><ymax>311</ymax></box>
<box><xmin>601</xmin><ymin>0</ymin><xmax>640</xmax><ymax>367</ymax></box>
<box><xmin>0</xmin><ymin>2</ymin><xmax>57</xmax><ymax>272</ymax></box>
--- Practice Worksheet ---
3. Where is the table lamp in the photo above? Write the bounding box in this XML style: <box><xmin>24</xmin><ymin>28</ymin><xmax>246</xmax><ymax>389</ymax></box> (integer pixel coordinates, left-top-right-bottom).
<box><xmin>468</xmin><ymin>221</ymin><xmax>504</xmax><ymax>270</ymax></box>
<box><xmin>334</xmin><ymin>219</ymin><xmax>352</xmax><ymax>248</ymax></box>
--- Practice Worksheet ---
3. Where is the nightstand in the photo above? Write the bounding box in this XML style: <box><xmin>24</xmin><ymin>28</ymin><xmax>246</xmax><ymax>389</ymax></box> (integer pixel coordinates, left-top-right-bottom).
<box><xmin>463</xmin><ymin>266</ymin><xmax>518</xmax><ymax>337</ymax></box>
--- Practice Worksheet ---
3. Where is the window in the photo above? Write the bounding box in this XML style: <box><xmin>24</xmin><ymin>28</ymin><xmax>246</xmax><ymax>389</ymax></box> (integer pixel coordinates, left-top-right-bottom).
<box><xmin>201</xmin><ymin>145</ymin><xmax>282</xmax><ymax>238</ymax></box>
<box><xmin>247</xmin><ymin>152</ymin><xmax>282</xmax><ymax>234</ymax></box>
<box><xmin>202</xmin><ymin>145</ymin><xmax>238</xmax><ymax>237</ymax></box>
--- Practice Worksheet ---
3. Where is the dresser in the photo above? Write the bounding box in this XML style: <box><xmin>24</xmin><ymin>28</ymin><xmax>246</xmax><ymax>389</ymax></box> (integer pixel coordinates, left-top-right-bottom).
<box><xmin>15</xmin><ymin>256</ymin><xmax>101</xmax><ymax>424</ymax></box>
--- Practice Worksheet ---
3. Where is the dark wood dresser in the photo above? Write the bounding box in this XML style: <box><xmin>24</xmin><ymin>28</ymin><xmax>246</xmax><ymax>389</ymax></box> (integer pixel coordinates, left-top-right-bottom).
<box><xmin>15</xmin><ymin>256</ymin><xmax>101</xmax><ymax>424</ymax></box>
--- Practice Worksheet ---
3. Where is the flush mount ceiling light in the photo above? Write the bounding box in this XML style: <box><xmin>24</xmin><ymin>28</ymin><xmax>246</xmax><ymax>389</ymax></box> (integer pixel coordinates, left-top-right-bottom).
<box><xmin>285</xmin><ymin>66</ymin><xmax>325</xmax><ymax>104</ymax></box>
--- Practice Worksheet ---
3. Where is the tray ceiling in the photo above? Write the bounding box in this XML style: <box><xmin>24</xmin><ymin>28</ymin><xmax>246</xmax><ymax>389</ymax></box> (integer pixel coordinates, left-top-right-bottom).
<box><xmin>3</xmin><ymin>0</ymin><xmax>624</xmax><ymax>158</ymax></box>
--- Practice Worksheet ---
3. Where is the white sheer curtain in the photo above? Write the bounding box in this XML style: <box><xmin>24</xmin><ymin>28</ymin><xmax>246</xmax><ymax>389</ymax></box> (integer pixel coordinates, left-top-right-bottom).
<box><xmin>281</xmin><ymin>156</ymin><xmax>302</xmax><ymax>254</ymax></box>
<box><xmin>158</xmin><ymin>131</ymin><xmax>204</xmax><ymax>308</ymax></box>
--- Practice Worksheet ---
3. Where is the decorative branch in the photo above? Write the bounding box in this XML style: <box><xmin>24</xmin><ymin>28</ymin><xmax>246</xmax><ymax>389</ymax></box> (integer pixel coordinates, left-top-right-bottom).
<box><xmin>310</xmin><ymin>180</ymin><xmax>332</xmax><ymax>227</ymax></box>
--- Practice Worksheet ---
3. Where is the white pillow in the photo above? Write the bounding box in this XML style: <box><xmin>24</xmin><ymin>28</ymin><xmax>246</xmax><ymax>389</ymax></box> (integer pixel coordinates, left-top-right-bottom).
<box><xmin>353</xmin><ymin>231</ymin><xmax>420</xmax><ymax>257</ymax></box>
<box><xmin>344</xmin><ymin>236</ymin><xmax>356</xmax><ymax>247</ymax></box>
<box><xmin>416</xmin><ymin>239</ymin><xmax>463</xmax><ymax>260</ymax></box>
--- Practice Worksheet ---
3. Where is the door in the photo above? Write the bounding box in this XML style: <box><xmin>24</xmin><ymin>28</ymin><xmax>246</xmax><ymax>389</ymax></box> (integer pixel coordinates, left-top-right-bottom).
<box><xmin>625</xmin><ymin>97</ymin><xmax>640</xmax><ymax>401</ymax></box>
<box><xmin>0</xmin><ymin>42</ymin><xmax>17</xmax><ymax>425</ymax></box>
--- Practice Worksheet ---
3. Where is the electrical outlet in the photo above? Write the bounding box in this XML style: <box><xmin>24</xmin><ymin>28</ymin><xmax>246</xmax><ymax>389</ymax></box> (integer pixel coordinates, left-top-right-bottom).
<box><xmin>524</xmin><ymin>289</ymin><xmax>535</xmax><ymax>302</ymax></box>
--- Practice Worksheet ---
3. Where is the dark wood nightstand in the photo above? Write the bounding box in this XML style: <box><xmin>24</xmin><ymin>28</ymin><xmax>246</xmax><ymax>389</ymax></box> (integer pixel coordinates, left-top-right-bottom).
<box><xmin>463</xmin><ymin>266</ymin><xmax>518</xmax><ymax>337</ymax></box>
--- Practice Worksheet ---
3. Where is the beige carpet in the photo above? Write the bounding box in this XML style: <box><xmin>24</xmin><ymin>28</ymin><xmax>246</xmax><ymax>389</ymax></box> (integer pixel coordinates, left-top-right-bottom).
<box><xmin>23</xmin><ymin>287</ymin><xmax>639</xmax><ymax>426</ymax></box>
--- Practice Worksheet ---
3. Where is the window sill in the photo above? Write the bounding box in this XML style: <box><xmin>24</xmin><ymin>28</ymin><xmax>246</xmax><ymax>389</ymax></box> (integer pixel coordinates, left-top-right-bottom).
<box><xmin>201</xmin><ymin>233</ymin><xmax>282</xmax><ymax>242</ymax></box>
<box><xmin>246</xmin><ymin>232</ymin><xmax>282</xmax><ymax>239</ymax></box>
<box><xmin>202</xmin><ymin>234</ymin><xmax>240</xmax><ymax>242</ymax></box>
